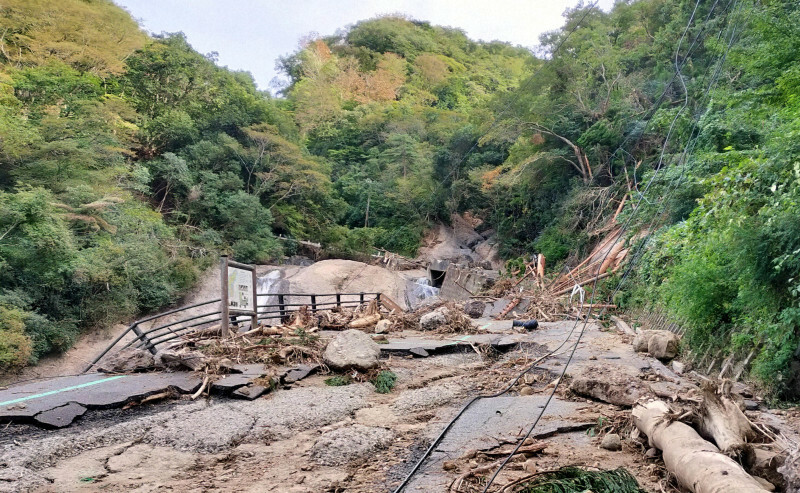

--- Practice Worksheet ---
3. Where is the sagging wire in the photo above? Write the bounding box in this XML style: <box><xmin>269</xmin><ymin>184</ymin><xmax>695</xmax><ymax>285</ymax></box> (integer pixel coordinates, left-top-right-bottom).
<box><xmin>479</xmin><ymin>2</ymin><xmax>745</xmax><ymax>490</ymax></box>
<box><xmin>391</xmin><ymin>7</ymin><xmax>604</xmax><ymax>490</ymax></box>
<box><xmin>394</xmin><ymin>1</ymin><xmax>742</xmax><ymax>491</ymax></box>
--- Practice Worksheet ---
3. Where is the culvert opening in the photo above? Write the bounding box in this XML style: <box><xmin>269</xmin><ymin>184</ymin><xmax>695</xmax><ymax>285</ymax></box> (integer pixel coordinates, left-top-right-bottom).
<box><xmin>430</xmin><ymin>269</ymin><xmax>446</xmax><ymax>288</ymax></box>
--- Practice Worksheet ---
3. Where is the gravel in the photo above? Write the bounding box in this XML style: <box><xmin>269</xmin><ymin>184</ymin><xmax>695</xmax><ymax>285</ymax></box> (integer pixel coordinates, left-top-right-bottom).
<box><xmin>311</xmin><ymin>424</ymin><xmax>394</xmax><ymax>466</ymax></box>
<box><xmin>391</xmin><ymin>383</ymin><xmax>462</xmax><ymax>413</ymax></box>
<box><xmin>0</xmin><ymin>384</ymin><xmax>373</xmax><ymax>492</ymax></box>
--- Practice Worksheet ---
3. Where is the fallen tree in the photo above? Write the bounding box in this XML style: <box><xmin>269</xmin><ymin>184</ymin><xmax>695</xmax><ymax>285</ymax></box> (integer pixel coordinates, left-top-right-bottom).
<box><xmin>696</xmin><ymin>380</ymin><xmax>756</xmax><ymax>464</ymax></box>
<box><xmin>633</xmin><ymin>400</ymin><xmax>771</xmax><ymax>493</ymax></box>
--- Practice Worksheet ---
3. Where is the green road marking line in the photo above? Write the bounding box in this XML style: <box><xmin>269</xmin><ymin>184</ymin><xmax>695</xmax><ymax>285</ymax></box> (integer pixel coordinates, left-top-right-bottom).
<box><xmin>443</xmin><ymin>334</ymin><xmax>476</xmax><ymax>346</ymax></box>
<box><xmin>0</xmin><ymin>375</ymin><xmax>127</xmax><ymax>407</ymax></box>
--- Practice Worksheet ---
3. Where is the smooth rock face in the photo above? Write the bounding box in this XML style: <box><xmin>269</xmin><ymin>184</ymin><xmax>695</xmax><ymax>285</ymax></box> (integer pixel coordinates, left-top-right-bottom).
<box><xmin>310</xmin><ymin>424</ymin><xmax>393</xmax><ymax>466</ymax></box>
<box><xmin>323</xmin><ymin>329</ymin><xmax>381</xmax><ymax>371</ymax></box>
<box><xmin>600</xmin><ymin>433</ymin><xmax>622</xmax><ymax>451</ymax></box>
<box><xmin>419</xmin><ymin>310</ymin><xmax>446</xmax><ymax>330</ymax></box>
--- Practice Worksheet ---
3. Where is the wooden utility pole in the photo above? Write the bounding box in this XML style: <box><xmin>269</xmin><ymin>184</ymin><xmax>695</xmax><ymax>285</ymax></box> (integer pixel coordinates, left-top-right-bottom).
<box><xmin>220</xmin><ymin>255</ymin><xmax>230</xmax><ymax>337</ymax></box>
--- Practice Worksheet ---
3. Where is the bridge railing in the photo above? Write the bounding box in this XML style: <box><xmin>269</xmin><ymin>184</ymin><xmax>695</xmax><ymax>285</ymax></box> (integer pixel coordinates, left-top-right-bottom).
<box><xmin>83</xmin><ymin>292</ymin><xmax>386</xmax><ymax>373</ymax></box>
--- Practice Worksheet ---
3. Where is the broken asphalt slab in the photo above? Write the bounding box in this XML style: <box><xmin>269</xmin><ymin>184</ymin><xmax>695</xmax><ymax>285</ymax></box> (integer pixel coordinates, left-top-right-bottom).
<box><xmin>281</xmin><ymin>363</ymin><xmax>320</xmax><ymax>384</ymax></box>
<box><xmin>32</xmin><ymin>402</ymin><xmax>88</xmax><ymax>429</ymax></box>
<box><xmin>401</xmin><ymin>395</ymin><xmax>592</xmax><ymax>492</ymax></box>
<box><xmin>380</xmin><ymin>333</ymin><xmax>550</xmax><ymax>355</ymax></box>
<box><xmin>0</xmin><ymin>372</ymin><xmax>202</xmax><ymax>427</ymax></box>
<box><xmin>0</xmin><ymin>361</ymin><xmax>322</xmax><ymax>428</ymax></box>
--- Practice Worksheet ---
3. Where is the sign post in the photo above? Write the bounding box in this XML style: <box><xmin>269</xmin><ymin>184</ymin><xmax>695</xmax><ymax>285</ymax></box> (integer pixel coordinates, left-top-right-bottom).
<box><xmin>219</xmin><ymin>255</ymin><xmax>259</xmax><ymax>338</ymax></box>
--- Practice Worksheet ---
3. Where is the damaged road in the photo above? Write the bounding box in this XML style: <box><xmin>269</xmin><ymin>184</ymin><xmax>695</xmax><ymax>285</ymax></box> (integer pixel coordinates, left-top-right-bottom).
<box><xmin>1</xmin><ymin>305</ymin><xmax>798</xmax><ymax>492</ymax></box>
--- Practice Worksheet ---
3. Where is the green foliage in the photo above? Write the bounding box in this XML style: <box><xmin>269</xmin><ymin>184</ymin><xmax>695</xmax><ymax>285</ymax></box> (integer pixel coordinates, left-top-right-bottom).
<box><xmin>4</xmin><ymin>0</ymin><xmax>800</xmax><ymax>399</ymax></box>
<box><xmin>0</xmin><ymin>305</ymin><xmax>33</xmax><ymax>371</ymax></box>
<box><xmin>518</xmin><ymin>466</ymin><xmax>646</xmax><ymax>493</ymax></box>
<box><xmin>324</xmin><ymin>375</ymin><xmax>351</xmax><ymax>386</ymax></box>
<box><xmin>372</xmin><ymin>370</ymin><xmax>397</xmax><ymax>394</ymax></box>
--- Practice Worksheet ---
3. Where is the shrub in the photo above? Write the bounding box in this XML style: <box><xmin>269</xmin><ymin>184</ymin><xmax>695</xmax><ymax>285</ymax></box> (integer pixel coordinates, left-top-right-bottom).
<box><xmin>373</xmin><ymin>370</ymin><xmax>397</xmax><ymax>394</ymax></box>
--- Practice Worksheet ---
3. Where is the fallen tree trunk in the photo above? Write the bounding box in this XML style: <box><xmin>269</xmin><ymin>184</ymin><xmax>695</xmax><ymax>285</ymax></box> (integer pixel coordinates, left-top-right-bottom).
<box><xmin>698</xmin><ymin>380</ymin><xmax>756</xmax><ymax>464</ymax></box>
<box><xmin>348</xmin><ymin>313</ymin><xmax>380</xmax><ymax>328</ymax></box>
<box><xmin>633</xmin><ymin>400</ymin><xmax>770</xmax><ymax>493</ymax></box>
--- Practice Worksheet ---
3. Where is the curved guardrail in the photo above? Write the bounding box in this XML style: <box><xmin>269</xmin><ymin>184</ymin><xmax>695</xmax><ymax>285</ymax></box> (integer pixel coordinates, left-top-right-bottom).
<box><xmin>83</xmin><ymin>292</ymin><xmax>387</xmax><ymax>373</ymax></box>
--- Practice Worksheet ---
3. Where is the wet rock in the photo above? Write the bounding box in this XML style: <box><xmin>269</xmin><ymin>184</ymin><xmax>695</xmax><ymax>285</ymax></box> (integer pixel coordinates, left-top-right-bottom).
<box><xmin>98</xmin><ymin>348</ymin><xmax>155</xmax><ymax>372</ymax></box>
<box><xmin>310</xmin><ymin>424</ymin><xmax>393</xmax><ymax>466</ymax></box>
<box><xmin>752</xmin><ymin>447</ymin><xmax>786</xmax><ymax>490</ymax></box>
<box><xmin>420</xmin><ymin>310</ymin><xmax>447</xmax><ymax>330</ymax></box>
<box><xmin>754</xmin><ymin>477</ymin><xmax>776</xmax><ymax>491</ymax></box>
<box><xmin>600</xmin><ymin>433</ymin><xmax>622</xmax><ymax>451</ymax></box>
<box><xmin>323</xmin><ymin>329</ymin><xmax>381</xmax><ymax>371</ymax></box>
<box><xmin>463</xmin><ymin>300</ymin><xmax>485</xmax><ymax>319</ymax></box>
<box><xmin>375</xmin><ymin>319</ymin><xmax>392</xmax><ymax>334</ymax></box>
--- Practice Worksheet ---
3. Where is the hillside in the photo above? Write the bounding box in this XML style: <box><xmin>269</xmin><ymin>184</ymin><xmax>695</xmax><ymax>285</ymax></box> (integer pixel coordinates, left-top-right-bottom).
<box><xmin>0</xmin><ymin>0</ymin><xmax>798</xmax><ymax>398</ymax></box>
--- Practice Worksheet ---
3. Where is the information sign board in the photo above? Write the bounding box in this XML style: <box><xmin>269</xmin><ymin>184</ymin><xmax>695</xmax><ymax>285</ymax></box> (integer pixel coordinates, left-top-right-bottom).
<box><xmin>228</xmin><ymin>266</ymin><xmax>254</xmax><ymax>312</ymax></box>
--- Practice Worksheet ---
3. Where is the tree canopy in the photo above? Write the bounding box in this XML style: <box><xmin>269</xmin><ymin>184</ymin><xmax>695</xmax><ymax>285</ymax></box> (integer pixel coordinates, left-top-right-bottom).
<box><xmin>1</xmin><ymin>0</ymin><xmax>799</xmax><ymax>396</ymax></box>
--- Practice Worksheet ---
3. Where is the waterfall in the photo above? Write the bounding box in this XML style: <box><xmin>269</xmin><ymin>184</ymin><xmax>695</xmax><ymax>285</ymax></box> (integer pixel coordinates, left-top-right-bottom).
<box><xmin>410</xmin><ymin>277</ymin><xmax>440</xmax><ymax>302</ymax></box>
<box><xmin>257</xmin><ymin>269</ymin><xmax>281</xmax><ymax>296</ymax></box>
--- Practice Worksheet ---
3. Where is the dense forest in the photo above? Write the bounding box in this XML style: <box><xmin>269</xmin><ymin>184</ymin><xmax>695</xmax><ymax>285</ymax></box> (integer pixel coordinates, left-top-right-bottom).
<box><xmin>0</xmin><ymin>0</ymin><xmax>798</xmax><ymax>397</ymax></box>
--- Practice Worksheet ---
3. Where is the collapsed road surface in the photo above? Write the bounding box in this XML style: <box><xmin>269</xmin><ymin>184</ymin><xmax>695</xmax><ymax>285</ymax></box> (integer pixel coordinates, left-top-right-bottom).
<box><xmin>3</xmin><ymin>314</ymin><xmax>797</xmax><ymax>493</ymax></box>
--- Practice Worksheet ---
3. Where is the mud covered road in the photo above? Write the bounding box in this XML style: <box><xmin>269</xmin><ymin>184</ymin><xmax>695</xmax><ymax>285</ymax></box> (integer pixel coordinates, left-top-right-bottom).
<box><xmin>4</xmin><ymin>318</ymin><xmax>796</xmax><ymax>492</ymax></box>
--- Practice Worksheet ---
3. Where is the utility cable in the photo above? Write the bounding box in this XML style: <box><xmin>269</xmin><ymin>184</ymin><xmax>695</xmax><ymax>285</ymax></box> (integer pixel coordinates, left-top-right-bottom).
<box><xmin>480</xmin><ymin>1</ymin><xmax>744</xmax><ymax>489</ymax></box>
<box><xmin>394</xmin><ymin>1</ymin><xmax>742</xmax><ymax>490</ymax></box>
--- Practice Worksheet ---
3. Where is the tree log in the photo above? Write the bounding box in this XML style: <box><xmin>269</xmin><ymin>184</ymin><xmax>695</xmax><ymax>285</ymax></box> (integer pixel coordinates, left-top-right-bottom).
<box><xmin>698</xmin><ymin>380</ymin><xmax>756</xmax><ymax>464</ymax></box>
<box><xmin>348</xmin><ymin>313</ymin><xmax>380</xmax><ymax>328</ymax></box>
<box><xmin>633</xmin><ymin>400</ymin><xmax>770</xmax><ymax>493</ymax></box>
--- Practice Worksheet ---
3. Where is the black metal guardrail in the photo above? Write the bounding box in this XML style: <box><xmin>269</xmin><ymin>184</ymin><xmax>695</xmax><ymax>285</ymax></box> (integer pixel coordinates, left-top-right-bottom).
<box><xmin>83</xmin><ymin>292</ymin><xmax>384</xmax><ymax>373</ymax></box>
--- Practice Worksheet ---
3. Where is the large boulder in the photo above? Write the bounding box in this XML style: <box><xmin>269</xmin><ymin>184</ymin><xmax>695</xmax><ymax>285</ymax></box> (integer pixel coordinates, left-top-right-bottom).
<box><xmin>632</xmin><ymin>330</ymin><xmax>680</xmax><ymax>360</ymax></box>
<box><xmin>97</xmin><ymin>348</ymin><xmax>155</xmax><ymax>373</ymax></box>
<box><xmin>419</xmin><ymin>309</ymin><xmax>447</xmax><ymax>330</ymax></box>
<box><xmin>570</xmin><ymin>365</ymin><xmax>654</xmax><ymax>407</ymax></box>
<box><xmin>324</xmin><ymin>329</ymin><xmax>381</xmax><ymax>371</ymax></box>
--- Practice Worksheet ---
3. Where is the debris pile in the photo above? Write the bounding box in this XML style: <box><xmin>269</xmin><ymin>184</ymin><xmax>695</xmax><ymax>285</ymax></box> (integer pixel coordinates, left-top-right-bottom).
<box><xmin>630</xmin><ymin>379</ymin><xmax>794</xmax><ymax>492</ymax></box>
<box><xmin>396</xmin><ymin>301</ymin><xmax>478</xmax><ymax>334</ymax></box>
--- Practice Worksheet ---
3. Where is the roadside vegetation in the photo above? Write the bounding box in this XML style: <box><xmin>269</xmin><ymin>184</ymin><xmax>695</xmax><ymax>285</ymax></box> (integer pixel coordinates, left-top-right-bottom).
<box><xmin>0</xmin><ymin>0</ymin><xmax>798</xmax><ymax>397</ymax></box>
